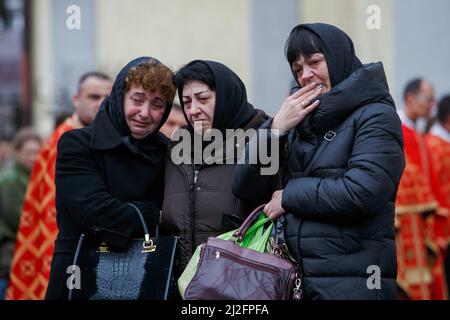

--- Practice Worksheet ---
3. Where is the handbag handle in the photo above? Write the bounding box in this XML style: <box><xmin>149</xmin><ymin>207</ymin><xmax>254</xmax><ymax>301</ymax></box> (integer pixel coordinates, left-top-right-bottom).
<box><xmin>127</xmin><ymin>203</ymin><xmax>153</xmax><ymax>246</ymax></box>
<box><xmin>233</xmin><ymin>204</ymin><xmax>266</xmax><ymax>241</ymax></box>
<box><xmin>68</xmin><ymin>203</ymin><xmax>160</xmax><ymax>300</ymax></box>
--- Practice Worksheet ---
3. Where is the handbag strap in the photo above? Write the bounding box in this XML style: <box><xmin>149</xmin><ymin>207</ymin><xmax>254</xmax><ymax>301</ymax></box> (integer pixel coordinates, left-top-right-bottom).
<box><xmin>233</xmin><ymin>204</ymin><xmax>266</xmax><ymax>241</ymax></box>
<box><xmin>127</xmin><ymin>202</ymin><xmax>152</xmax><ymax>242</ymax></box>
<box><xmin>68</xmin><ymin>233</ymin><xmax>85</xmax><ymax>300</ymax></box>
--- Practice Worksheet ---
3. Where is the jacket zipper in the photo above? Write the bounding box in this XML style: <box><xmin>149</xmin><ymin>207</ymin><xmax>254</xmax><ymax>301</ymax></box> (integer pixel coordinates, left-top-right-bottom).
<box><xmin>190</xmin><ymin>167</ymin><xmax>200</xmax><ymax>251</ymax></box>
<box><xmin>193</xmin><ymin>169</ymin><xmax>199</xmax><ymax>185</ymax></box>
<box><xmin>212</xmin><ymin>248</ymin><xmax>294</xmax><ymax>299</ymax></box>
<box><xmin>213</xmin><ymin>247</ymin><xmax>284</xmax><ymax>275</ymax></box>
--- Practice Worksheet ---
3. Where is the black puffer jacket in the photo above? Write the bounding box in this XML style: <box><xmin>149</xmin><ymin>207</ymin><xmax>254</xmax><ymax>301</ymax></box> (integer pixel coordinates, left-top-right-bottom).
<box><xmin>233</xmin><ymin>62</ymin><xmax>405</xmax><ymax>299</ymax></box>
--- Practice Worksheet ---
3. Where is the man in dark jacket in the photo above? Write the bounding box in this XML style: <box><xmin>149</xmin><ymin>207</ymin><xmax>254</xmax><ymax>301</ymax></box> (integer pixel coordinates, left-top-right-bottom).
<box><xmin>233</xmin><ymin>23</ymin><xmax>405</xmax><ymax>299</ymax></box>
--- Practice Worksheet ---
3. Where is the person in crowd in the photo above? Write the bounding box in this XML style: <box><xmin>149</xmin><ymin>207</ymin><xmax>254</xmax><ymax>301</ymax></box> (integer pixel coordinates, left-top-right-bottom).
<box><xmin>161</xmin><ymin>60</ymin><xmax>268</xmax><ymax>276</ymax></box>
<box><xmin>6</xmin><ymin>72</ymin><xmax>112</xmax><ymax>300</ymax></box>
<box><xmin>395</xmin><ymin>78</ymin><xmax>447</xmax><ymax>299</ymax></box>
<box><xmin>233</xmin><ymin>23</ymin><xmax>405</xmax><ymax>299</ymax></box>
<box><xmin>424</xmin><ymin>95</ymin><xmax>450</xmax><ymax>299</ymax></box>
<box><xmin>45</xmin><ymin>56</ymin><xmax>176</xmax><ymax>299</ymax></box>
<box><xmin>0</xmin><ymin>134</ymin><xmax>12</xmax><ymax>174</ymax></box>
<box><xmin>0</xmin><ymin>128</ymin><xmax>41</xmax><ymax>299</ymax></box>
<box><xmin>159</xmin><ymin>103</ymin><xmax>187</xmax><ymax>139</ymax></box>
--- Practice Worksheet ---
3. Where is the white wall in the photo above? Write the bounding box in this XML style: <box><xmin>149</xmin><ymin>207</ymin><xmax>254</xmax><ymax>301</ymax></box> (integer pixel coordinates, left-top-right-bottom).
<box><xmin>96</xmin><ymin>0</ymin><xmax>251</xmax><ymax>96</ymax></box>
<box><xmin>31</xmin><ymin>0</ymin><xmax>450</xmax><ymax>136</ymax></box>
<box><xmin>394</xmin><ymin>0</ymin><xmax>450</xmax><ymax>106</ymax></box>
<box><xmin>31</xmin><ymin>0</ymin><xmax>54</xmax><ymax>138</ymax></box>
<box><xmin>299</xmin><ymin>0</ymin><xmax>395</xmax><ymax>99</ymax></box>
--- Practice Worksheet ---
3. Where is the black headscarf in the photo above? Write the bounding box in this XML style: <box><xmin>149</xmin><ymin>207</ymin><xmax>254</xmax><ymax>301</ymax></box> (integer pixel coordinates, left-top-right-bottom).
<box><xmin>174</xmin><ymin>60</ymin><xmax>257</xmax><ymax>166</ymax></box>
<box><xmin>178</xmin><ymin>60</ymin><xmax>256</xmax><ymax>133</ymax></box>
<box><xmin>289</xmin><ymin>24</ymin><xmax>366</xmax><ymax>139</ymax></box>
<box><xmin>99</xmin><ymin>56</ymin><xmax>173</xmax><ymax>159</ymax></box>
<box><xmin>295</xmin><ymin>23</ymin><xmax>363</xmax><ymax>87</ymax></box>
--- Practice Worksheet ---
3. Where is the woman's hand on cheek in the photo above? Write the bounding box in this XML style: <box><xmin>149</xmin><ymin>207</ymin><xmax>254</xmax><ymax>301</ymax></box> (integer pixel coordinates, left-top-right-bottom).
<box><xmin>271</xmin><ymin>82</ymin><xmax>322</xmax><ymax>135</ymax></box>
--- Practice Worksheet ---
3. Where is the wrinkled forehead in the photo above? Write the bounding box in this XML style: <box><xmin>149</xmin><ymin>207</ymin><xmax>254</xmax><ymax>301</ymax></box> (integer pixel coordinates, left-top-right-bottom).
<box><xmin>182</xmin><ymin>80</ymin><xmax>214</xmax><ymax>96</ymax></box>
<box><xmin>127</xmin><ymin>85</ymin><xmax>165</xmax><ymax>101</ymax></box>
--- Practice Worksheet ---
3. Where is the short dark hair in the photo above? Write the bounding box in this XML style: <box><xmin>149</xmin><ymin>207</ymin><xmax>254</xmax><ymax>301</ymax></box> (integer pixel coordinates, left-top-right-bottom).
<box><xmin>403</xmin><ymin>78</ymin><xmax>423</xmax><ymax>101</ymax></box>
<box><xmin>173</xmin><ymin>61</ymin><xmax>215</xmax><ymax>92</ymax></box>
<box><xmin>437</xmin><ymin>95</ymin><xmax>450</xmax><ymax>124</ymax></box>
<box><xmin>285</xmin><ymin>26</ymin><xmax>324</xmax><ymax>67</ymax></box>
<box><xmin>77</xmin><ymin>71</ymin><xmax>111</xmax><ymax>92</ymax></box>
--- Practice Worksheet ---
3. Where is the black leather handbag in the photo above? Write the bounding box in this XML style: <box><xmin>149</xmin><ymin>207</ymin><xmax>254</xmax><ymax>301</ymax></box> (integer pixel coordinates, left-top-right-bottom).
<box><xmin>68</xmin><ymin>203</ymin><xmax>178</xmax><ymax>300</ymax></box>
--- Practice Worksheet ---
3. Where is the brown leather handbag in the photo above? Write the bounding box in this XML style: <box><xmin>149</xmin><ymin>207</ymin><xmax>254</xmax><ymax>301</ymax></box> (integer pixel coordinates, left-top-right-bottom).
<box><xmin>184</xmin><ymin>204</ymin><xmax>302</xmax><ymax>300</ymax></box>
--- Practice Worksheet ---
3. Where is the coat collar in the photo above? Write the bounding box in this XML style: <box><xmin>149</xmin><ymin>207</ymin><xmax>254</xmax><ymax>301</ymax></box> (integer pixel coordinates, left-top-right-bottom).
<box><xmin>89</xmin><ymin>109</ymin><xmax>123</xmax><ymax>150</ymax></box>
<box><xmin>397</xmin><ymin>110</ymin><xmax>416</xmax><ymax>130</ymax></box>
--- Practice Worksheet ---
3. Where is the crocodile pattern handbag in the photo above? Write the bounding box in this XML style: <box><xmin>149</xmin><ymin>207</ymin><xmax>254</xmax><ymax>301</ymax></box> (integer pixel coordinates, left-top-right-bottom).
<box><xmin>68</xmin><ymin>203</ymin><xmax>178</xmax><ymax>300</ymax></box>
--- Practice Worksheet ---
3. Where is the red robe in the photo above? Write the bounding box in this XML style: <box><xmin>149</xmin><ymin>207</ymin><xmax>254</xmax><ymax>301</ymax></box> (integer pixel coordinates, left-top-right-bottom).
<box><xmin>395</xmin><ymin>123</ymin><xmax>447</xmax><ymax>299</ymax></box>
<box><xmin>6</xmin><ymin>117</ymin><xmax>78</xmax><ymax>299</ymax></box>
<box><xmin>425</xmin><ymin>129</ymin><xmax>450</xmax><ymax>298</ymax></box>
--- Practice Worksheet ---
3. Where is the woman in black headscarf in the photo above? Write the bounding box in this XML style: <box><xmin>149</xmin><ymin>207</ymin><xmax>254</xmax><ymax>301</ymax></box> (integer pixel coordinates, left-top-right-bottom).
<box><xmin>46</xmin><ymin>57</ymin><xmax>176</xmax><ymax>299</ymax></box>
<box><xmin>161</xmin><ymin>60</ymin><xmax>268</xmax><ymax>276</ymax></box>
<box><xmin>233</xmin><ymin>23</ymin><xmax>405</xmax><ymax>299</ymax></box>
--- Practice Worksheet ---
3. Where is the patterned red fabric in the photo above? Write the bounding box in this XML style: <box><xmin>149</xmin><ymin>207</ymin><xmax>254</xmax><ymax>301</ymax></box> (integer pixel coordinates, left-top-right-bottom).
<box><xmin>425</xmin><ymin>133</ymin><xmax>450</xmax><ymax>299</ymax></box>
<box><xmin>6</xmin><ymin>118</ymin><xmax>77</xmax><ymax>299</ymax></box>
<box><xmin>395</xmin><ymin>125</ymin><xmax>436</xmax><ymax>212</ymax></box>
<box><xmin>395</xmin><ymin>124</ymin><xmax>446</xmax><ymax>299</ymax></box>
<box><xmin>424</xmin><ymin>134</ymin><xmax>450</xmax><ymax>210</ymax></box>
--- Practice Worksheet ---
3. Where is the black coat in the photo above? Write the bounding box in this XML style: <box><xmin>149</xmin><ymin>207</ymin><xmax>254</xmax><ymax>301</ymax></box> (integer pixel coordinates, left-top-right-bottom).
<box><xmin>45</xmin><ymin>109</ymin><xmax>167</xmax><ymax>299</ymax></box>
<box><xmin>233</xmin><ymin>62</ymin><xmax>405</xmax><ymax>299</ymax></box>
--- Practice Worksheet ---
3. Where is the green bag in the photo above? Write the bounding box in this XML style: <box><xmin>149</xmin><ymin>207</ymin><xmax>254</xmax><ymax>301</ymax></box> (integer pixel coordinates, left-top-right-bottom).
<box><xmin>178</xmin><ymin>212</ymin><xmax>272</xmax><ymax>299</ymax></box>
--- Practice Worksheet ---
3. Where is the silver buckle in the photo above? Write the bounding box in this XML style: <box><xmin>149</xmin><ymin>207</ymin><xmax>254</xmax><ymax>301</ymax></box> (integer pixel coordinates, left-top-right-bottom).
<box><xmin>324</xmin><ymin>131</ymin><xmax>336</xmax><ymax>141</ymax></box>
